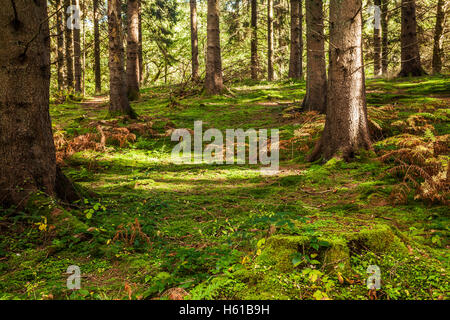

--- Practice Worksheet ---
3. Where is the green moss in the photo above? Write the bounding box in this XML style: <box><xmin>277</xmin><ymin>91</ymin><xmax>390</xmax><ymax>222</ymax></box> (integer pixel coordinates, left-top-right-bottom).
<box><xmin>54</xmin><ymin>210</ymin><xmax>89</xmax><ymax>235</ymax></box>
<box><xmin>255</xmin><ymin>235</ymin><xmax>308</xmax><ymax>272</ymax></box>
<box><xmin>229</xmin><ymin>269</ymin><xmax>293</xmax><ymax>300</ymax></box>
<box><xmin>324</xmin><ymin>158</ymin><xmax>344</xmax><ymax>169</ymax></box>
<box><xmin>323</xmin><ymin>241</ymin><xmax>350</xmax><ymax>273</ymax></box>
<box><xmin>345</xmin><ymin>224</ymin><xmax>408</xmax><ymax>254</ymax></box>
<box><xmin>256</xmin><ymin>235</ymin><xmax>351</xmax><ymax>273</ymax></box>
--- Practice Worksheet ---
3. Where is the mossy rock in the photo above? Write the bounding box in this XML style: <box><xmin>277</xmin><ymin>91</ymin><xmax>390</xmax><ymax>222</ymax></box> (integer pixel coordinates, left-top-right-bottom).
<box><xmin>345</xmin><ymin>224</ymin><xmax>408</xmax><ymax>254</ymax></box>
<box><xmin>322</xmin><ymin>241</ymin><xmax>351</xmax><ymax>273</ymax></box>
<box><xmin>255</xmin><ymin>235</ymin><xmax>350</xmax><ymax>273</ymax></box>
<box><xmin>256</xmin><ymin>225</ymin><xmax>406</xmax><ymax>273</ymax></box>
<box><xmin>54</xmin><ymin>210</ymin><xmax>89</xmax><ymax>235</ymax></box>
<box><xmin>255</xmin><ymin>235</ymin><xmax>308</xmax><ymax>272</ymax></box>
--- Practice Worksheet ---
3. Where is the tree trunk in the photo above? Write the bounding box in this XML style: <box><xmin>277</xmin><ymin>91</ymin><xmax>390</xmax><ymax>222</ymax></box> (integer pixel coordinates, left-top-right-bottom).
<box><xmin>288</xmin><ymin>0</ymin><xmax>301</xmax><ymax>79</ymax></box>
<box><xmin>73</xmin><ymin>0</ymin><xmax>82</xmax><ymax>93</ymax></box>
<box><xmin>373</xmin><ymin>0</ymin><xmax>382</xmax><ymax>77</ymax></box>
<box><xmin>298</xmin><ymin>0</ymin><xmax>303</xmax><ymax>78</ymax></box>
<box><xmin>190</xmin><ymin>0</ymin><xmax>199</xmax><ymax>81</ymax></box>
<box><xmin>381</xmin><ymin>0</ymin><xmax>388</xmax><ymax>75</ymax></box>
<box><xmin>138</xmin><ymin>0</ymin><xmax>143</xmax><ymax>84</ymax></box>
<box><xmin>0</xmin><ymin>0</ymin><xmax>78</xmax><ymax>207</ymax></box>
<box><xmin>81</xmin><ymin>0</ymin><xmax>86</xmax><ymax>95</ymax></box>
<box><xmin>205</xmin><ymin>0</ymin><xmax>223</xmax><ymax>95</ymax></box>
<box><xmin>93</xmin><ymin>0</ymin><xmax>101</xmax><ymax>93</ymax></box>
<box><xmin>233</xmin><ymin>0</ymin><xmax>242</xmax><ymax>42</ymax></box>
<box><xmin>64</xmin><ymin>0</ymin><xmax>74</xmax><ymax>90</ymax></box>
<box><xmin>275</xmin><ymin>0</ymin><xmax>288</xmax><ymax>78</ymax></box>
<box><xmin>250</xmin><ymin>0</ymin><xmax>258</xmax><ymax>80</ymax></box>
<box><xmin>126</xmin><ymin>0</ymin><xmax>140</xmax><ymax>100</ymax></box>
<box><xmin>56</xmin><ymin>0</ymin><xmax>65</xmax><ymax>91</ymax></box>
<box><xmin>308</xmin><ymin>0</ymin><xmax>371</xmax><ymax>162</ymax></box>
<box><xmin>302</xmin><ymin>0</ymin><xmax>327</xmax><ymax>113</ymax></box>
<box><xmin>108</xmin><ymin>0</ymin><xmax>136</xmax><ymax>117</ymax></box>
<box><xmin>432</xmin><ymin>0</ymin><xmax>445</xmax><ymax>74</ymax></box>
<box><xmin>268</xmin><ymin>0</ymin><xmax>274</xmax><ymax>81</ymax></box>
<box><xmin>398</xmin><ymin>0</ymin><xmax>426</xmax><ymax>77</ymax></box>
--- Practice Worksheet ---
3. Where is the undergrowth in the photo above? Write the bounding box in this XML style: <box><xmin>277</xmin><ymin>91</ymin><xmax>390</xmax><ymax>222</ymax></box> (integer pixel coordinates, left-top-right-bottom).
<box><xmin>1</xmin><ymin>75</ymin><xmax>449</xmax><ymax>300</ymax></box>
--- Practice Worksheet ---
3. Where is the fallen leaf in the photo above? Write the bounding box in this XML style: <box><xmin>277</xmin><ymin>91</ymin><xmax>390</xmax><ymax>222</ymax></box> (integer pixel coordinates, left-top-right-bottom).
<box><xmin>337</xmin><ymin>272</ymin><xmax>344</xmax><ymax>284</ymax></box>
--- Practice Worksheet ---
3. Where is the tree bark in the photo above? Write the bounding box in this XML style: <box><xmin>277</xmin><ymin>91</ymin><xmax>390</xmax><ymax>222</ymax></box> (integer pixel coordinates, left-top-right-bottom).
<box><xmin>398</xmin><ymin>0</ymin><xmax>426</xmax><ymax>77</ymax></box>
<box><xmin>138</xmin><ymin>0</ymin><xmax>143</xmax><ymax>84</ymax></box>
<box><xmin>126</xmin><ymin>0</ymin><xmax>140</xmax><ymax>100</ymax></box>
<box><xmin>302</xmin><ymin>0</ymin><xmax>327</xmax><ymax>113</ymax></box>
<box><xmin>298</xmin><ymin>0</ymin><xmax>303</xmax><ymax>78</ymax></box>
<box><xmin>108</xmin><ymin>0</ymin><xmax>136</xmax><ymax>117</ymax></box>
<box><xmin>432</xmin><ymin>0</ymin><xmax>445</xmax><ymax>74</ymax></box>
<box><xmin>268</xmin><ymin>0</ymin><xmax>274</xmax><ymax>81</ymax></box>
<box><xmin>56</xmin><ymin>0</ymin><xmax>65</xmax><ymax>91</ymax></box>
<box><xmin>73</xmin><ymin>0</ymin><xmax>82</xmax><ymax>93</ymax></box>
<box><xmin>373</xmin><ymin>0</ymin><xmax>382</xmax><ymax>77</ymax></box>
<box><xmin>190</xmin><ymin>0</ymin><xmax>199</xmax><ymax>81</ymax></box>
<box><xmin>64</xmin><ymin>0</ymin><xmax>74</xmax><ymax>90</ymax></box>
<box><xmin>0</xmin><ymin>0</ymin><xmax>78</xmax><ymax>207</ymax></box>
<box><xmin>93</xmin><ymin>0</ymin><xmax>101</xmax><ymax>93</ymax></box>
<box><xmin>275</xmin><ymin>0</ymin><xmax>288</xmax><ymax>78</ymax></box>
<box><xmin>250</xmin><ymin>0</ymin><xmax>258</xmax><ymax>80</ymax></box>
<box><xmin>381</xmin><ymin>0</ymin><xmax>388</xmax><ymax>75</ymax></box>
<box><xmin>288</xmin><ymin>0</ymin><xmax>301</xmax><ymax>79</ymax></box>
<box><xmin>308</xmin><ymin>0</ymin><xmax>371</xmax><ymax>162</ymax></box>
<box><xmin>81</xmin><ymin>0</ymin><xmax>86</xmax><ymax>95</ymax></box>
<box><xmin>205</xmin><ymin>0</ymin><xmax>223</xmax><ymax>95</ymax></box>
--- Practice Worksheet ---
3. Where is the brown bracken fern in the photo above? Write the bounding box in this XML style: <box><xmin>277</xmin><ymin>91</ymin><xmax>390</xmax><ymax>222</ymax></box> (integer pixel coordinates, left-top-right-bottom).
<box><xmin>379</xmin><ymin>132</ymin><xmax>449</xmax><ymax>204</ymax></box>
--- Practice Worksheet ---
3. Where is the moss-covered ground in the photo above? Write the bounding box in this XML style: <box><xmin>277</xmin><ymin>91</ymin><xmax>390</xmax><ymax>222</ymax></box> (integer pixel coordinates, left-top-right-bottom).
<box><xmin>0</xmin><ymin>75</ymin><xmax>449</xmax><ymax>300</ymax></box>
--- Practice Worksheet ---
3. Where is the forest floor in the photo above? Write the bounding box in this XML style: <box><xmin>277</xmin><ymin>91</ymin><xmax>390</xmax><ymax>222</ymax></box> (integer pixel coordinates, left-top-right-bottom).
<box><xmin>0</xmin><ymin>75</ymin><xmax>449</xmax><ymax>300</ymax></box>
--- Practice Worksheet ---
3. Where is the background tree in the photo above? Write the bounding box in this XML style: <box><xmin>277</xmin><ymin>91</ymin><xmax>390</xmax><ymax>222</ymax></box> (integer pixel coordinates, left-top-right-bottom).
<box><xmin>309</xmin><ymin>0</ymin><xmax>371</xmax><ymax>161</ymax></box>
<box><xmin>398</xmin><ymin>0</ymin><xmax>426</xmax><ymax>77</ymax></box>
<box><xmin>373</xmin><ymin>0</ymin><xmax>382</xmax><ymax>77</ymax></box>
<box><xmin>302</xmin><ymin>0</ymin><xmax>327</xmax><ymax>113</ymax></box>
<box><xmin>190</xmin><ymin>0</ymin><xmax>199</xmax><ymax>81</ymax></box>
<box><xmin>288</xmin><ymin>0</ymin><xmax>301</xmax><ymax>79</ymax></box>
<box><xmin>268</xmin><ymin>0</ymin><xmax>274</xmax><ymax>81</ymax></box>
<box><xmin>298</xmin><ymin>0</ymin><xmax>303</xmax><ymax>78</ymax></box>
<box><xmin>81</xmin><ymin>0</ymin><xmax>86</xmax><ymax>95</ymax></box>
<box><xmin>73</xmin><ymin>0</ymin><xmax>82</xmax><ymax>93</ymax></box>
<box><xmin>432</xmin><ymin>0</ymin><xmax>445</xmax><ymax>74</ymax></box>
<box><xmin>64</xmin><ymin>0</ymin><xmax>74</xmax><ymax>90</ymax></box>
<box><xmin>143</xmin><ymin>0</ymin><xmax>179</xmax><ymax>84</ymax></box>
<box><xmin>250</xmin><ymin>0</ymin><xmax>258</xmax><ymax>80</ymax></box>
<box><xmin>0</xmin><ymin>0</ymin><xmax>77</xmax><ymax>207</ymax></box>
<box><xmin>93</xmin><ymin>0</ymin><xmax>102</xmax><ymax>93</ymax></box>
<box><xmin>225</xmin><ymin>0</ymin><xmax>242</xmax><ymax>43</ymax></box>
<box><xmin>205</xmin><ymin>0</ymin><xmax>223</xmax><ymax>94</ymax></box>
<box><xmin>127</xmin><ymin>0</ymin><xmax>140</xmax><ymax>100</ymax></box>
<box><xmin>43</xmin><ymin>0</ymin><xmax>450</xmax><ymax>95</ymax></box>
<box><xmin>55</xmin><ymin>0</ymin><xmax>65</xmax><ymax>91</ymax></box>
<box><xmin>108</xmin><ymin>0</ymin><xmax>135</xmax><ymax>117</ymax></box>
<box><xmin>275</xmin><ymin>0</ymin><xmax>290</xmax><ymax>78</ymax></box>
<box><xmin>138</xmin><ymin>0</ymin><xmax>143</xmax><ymax>84</ymax></box>
<box><xmin>381</xmin><ymin>0</ymin><xmax>388</xmax><ymax>75</ymax></box>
